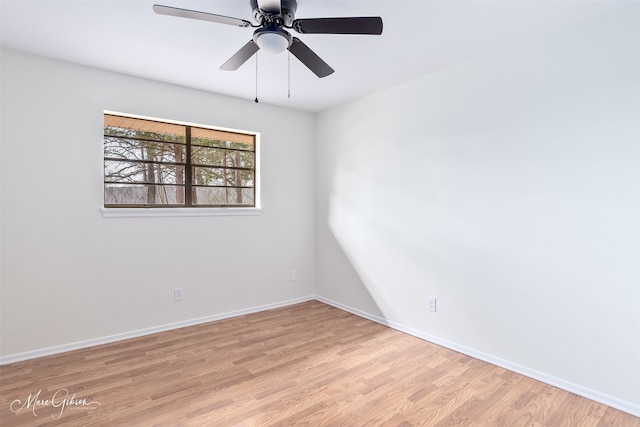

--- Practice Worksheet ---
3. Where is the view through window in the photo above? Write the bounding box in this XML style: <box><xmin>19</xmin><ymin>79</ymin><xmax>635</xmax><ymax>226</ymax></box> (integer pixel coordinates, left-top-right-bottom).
<box><xmin>104</xmin><ymin>113</ymin><xmax>256</xmax><ymax>208</ymax></box>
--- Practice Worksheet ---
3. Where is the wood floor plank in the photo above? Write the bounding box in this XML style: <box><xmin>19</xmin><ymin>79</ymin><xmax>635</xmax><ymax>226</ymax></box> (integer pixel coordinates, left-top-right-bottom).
<box><xmin>1</xmin><ymin>301</ymin><xmax>638</xmax><ymax>426</ymax></box>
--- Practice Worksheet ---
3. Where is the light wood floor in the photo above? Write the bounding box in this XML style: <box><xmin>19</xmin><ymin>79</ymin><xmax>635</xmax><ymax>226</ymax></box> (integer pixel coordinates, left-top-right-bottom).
<box><xmin>1</xmin><ymin>301</ymin><xmax>638</xmax><ymax>426</ymax></box>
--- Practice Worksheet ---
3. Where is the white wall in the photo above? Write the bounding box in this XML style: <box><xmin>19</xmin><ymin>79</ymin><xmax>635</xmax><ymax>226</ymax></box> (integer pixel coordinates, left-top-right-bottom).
<box><xmin>0</xmin><ymin>48</ymin><xmax>316</xmax><ymax>358</ymax></box>
<box><xmin>316</xmin><ymin>5</ymin><xmax>639</xmax><ymax>414</ymax></box>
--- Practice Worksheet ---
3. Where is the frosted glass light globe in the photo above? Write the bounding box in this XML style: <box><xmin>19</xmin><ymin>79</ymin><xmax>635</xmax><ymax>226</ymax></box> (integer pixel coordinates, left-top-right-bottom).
<box><xmin>256</xmin><ymin>32</ymin><xmax>290</xmax><ymax>54</ymax></box>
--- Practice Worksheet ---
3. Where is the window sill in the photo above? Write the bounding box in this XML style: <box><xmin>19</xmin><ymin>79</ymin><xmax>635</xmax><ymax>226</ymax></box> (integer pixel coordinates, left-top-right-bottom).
<box><xmin>101</xmin><ymin>207</ymin><xmax>262</xmax><ymax>218</ymax></box>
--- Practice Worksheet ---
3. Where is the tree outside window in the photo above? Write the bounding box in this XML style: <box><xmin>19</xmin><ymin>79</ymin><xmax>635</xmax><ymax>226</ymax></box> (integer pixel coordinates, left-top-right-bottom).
<box><xmin>104</xmin><ymin>113</ymin><xmax>256</xmax><ymax>208</ymax></box>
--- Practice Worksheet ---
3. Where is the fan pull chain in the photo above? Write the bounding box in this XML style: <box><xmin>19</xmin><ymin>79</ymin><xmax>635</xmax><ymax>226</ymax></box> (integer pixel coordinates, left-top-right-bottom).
<box><xmin>255</xmin><ymin>53</ymin><xmax>259</xmax><ymax>103</ymax></box>
<box><xmin>287</xmin><ymin>51</ymin><xmax>291</xmax><ymax>99</ymax></box>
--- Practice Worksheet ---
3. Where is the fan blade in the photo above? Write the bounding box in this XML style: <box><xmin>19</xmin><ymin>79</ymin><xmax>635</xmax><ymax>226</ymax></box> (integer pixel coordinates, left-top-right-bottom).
<box><xmin>153</xmin><ymin>5</ymin><xmax>252</xmax><ymax>28</ymax></box>
<box><xmin>293</xmin><ymin>17</ymin><xmax>383</xmax><ymax>35</ymax></box>
<box><xmin>288</xmin><ymin>37</ymin><xmax>334</xmax><ymax>78</ymax></box>
<box><xmin>256</xmin><ymin>0</ymin><xmax>281</xmax><ymax>15</ymax></box>
<box><xmin>220</xmin><ymin>41</ymin><xmax>260</xmax><ymax>71</ymax></box>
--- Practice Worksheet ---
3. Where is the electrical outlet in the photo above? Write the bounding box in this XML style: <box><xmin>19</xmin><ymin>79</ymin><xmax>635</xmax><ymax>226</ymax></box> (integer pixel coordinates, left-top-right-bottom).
<box><xmin>174</xmin><ymin>287</ymin><xmax>184</xmax><ymax>301</ymax></box>
<box><xmin>290</xmin><ymin>270</ymin><xmax>297</xmax><ymax>281</ymax></box>
<box><xmin>427</xmin><ymin>297</ymin><xmax>437</xmax><ymax>312</ymax></box>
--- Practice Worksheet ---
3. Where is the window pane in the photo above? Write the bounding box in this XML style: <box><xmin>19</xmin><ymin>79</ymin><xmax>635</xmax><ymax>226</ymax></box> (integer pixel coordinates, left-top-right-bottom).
<box><xmin>105</xmin><ymin>137</ymin><xmax>186</xmax><ymax>164</ymax></box>
<box><xmin>192</xmin><ymin>146</ymin><xmax>254</xmax><ymax>168</ymax></box>
<box><xmin>192</xmin><ymin>167</ymin><xmax>226</xmax><ymax>186</ymax></box>
<box><xmin>191</xmin><ymin>127</ymin><xmax>254</xmax><ymax>151</ymax></box>
<box><xmin>105</xmin><ymin>161</ymin><xmax>185</xmax><ymax>185</ymax></box>
<box><xmin>105</xmin><ymin>114</ymin><xmax>185</xmax><ymax>142</ymax></box>
<box><xmin>192</xmin><ymin>167</ymin><xmax>253</xmax><ymax>187</ymax></box>
<box><xmin>191</xmin><ymin>146</ymin><xmax>226</xmax><ymax>167</ymax></box>
<box><xmin>105</xmin><ymin>184</ymin><xmax>185</xmax><ymax>205</ymax></box>
<box><xmin>193</xmin><ymin>187</ymin><xmax>254</xmax><ymax>206</ymax></box>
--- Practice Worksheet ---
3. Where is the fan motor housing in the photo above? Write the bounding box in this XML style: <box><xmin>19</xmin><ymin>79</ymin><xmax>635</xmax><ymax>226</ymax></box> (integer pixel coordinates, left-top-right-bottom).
<box><xmin>250</xmin><ymin>0</ymin><xmax>297</xmax><ymax>26</ymax></box>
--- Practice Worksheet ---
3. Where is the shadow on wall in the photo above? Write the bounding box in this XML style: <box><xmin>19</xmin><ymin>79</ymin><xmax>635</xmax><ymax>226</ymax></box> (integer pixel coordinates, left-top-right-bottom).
<box><xmin>325</xmin><ymin>163</ymin><xmax>522</xmax><ymax>347</ymax></box>
<box><xmin>326</xmin><ymin>165</ymin><xmax>448</xmax><ymax>327</ymax></box>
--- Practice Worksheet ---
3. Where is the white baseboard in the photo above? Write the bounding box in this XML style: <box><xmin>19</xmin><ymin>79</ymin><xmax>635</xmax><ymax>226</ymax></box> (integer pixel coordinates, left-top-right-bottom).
<box><xmin>315</xmin><ymin>295</ymin><xmax>640</xmax><ymax>418</ymax></box>
<box><xmin>0</xmin><ymin>295</ymin><xmax>314</xmax><ymax>366</ymax></box>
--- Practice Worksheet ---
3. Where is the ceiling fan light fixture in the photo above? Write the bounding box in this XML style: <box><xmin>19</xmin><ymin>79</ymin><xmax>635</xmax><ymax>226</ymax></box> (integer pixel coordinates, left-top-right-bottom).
<box><xmin>254</xmin><ymin>26</ymin><xmax>292</xmax><ymax>54</ymax></box>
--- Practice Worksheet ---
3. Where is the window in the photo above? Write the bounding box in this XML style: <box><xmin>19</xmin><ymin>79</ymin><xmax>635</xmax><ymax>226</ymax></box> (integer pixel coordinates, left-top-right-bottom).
<box><xmin>104</xmin><ymin>113</ymin><xmax>257</xmax><ymax>208</ymax></box>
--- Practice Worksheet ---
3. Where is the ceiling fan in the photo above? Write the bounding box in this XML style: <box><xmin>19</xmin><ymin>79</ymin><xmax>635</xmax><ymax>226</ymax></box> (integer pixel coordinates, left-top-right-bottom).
<box><xmin>153</xmin><ymin>0</ymin><xmax>383</xmax><ymax>78</ymax></box>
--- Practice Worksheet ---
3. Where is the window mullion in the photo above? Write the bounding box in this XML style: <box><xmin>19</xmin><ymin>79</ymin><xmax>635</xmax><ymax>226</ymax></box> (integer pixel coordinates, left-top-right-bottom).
<box><xmin>185</xmin><ymin>126</ymin><xmax>193</xmax><ymax>207</ymax></box>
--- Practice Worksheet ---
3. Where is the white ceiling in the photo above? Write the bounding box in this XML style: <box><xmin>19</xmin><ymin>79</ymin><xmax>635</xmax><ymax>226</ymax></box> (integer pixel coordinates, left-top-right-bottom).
<box><xmin>0</xmin><ymin>0</ymin><xmax>632</xmax><ymax>112</ymax></box>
